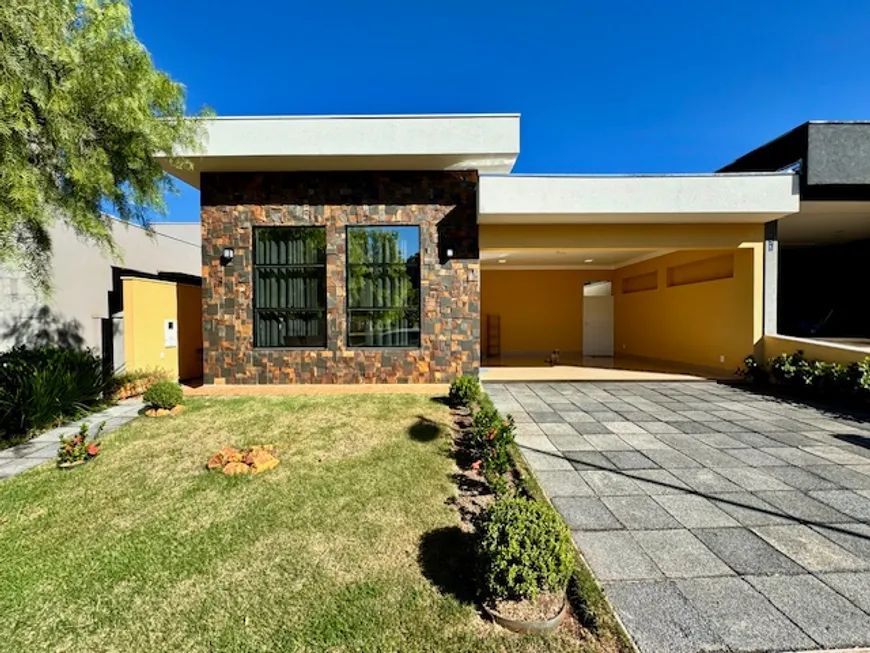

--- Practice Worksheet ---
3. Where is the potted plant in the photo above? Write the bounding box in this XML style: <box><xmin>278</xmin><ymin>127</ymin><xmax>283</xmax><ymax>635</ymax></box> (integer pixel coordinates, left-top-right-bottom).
<box><xmin>143</xmin><ymin>380</ymin><xmax>185</xmax><ymax>416</ymax></box>
<box><xmin>57</xmin><ymin>422</ymin><xmax>104</xmax><ymax>469</ymax></box>
<box><xmin>476</xmin><ymin>495</ymin><xmax>575</xmax><ymax>634</ymax></box>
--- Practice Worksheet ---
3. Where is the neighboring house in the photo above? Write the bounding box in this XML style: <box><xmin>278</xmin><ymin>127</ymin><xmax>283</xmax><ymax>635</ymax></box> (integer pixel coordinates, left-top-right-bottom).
<box><xmin>0</xmin><ymin>218</ymin><xmax>202</xmax><ymax>377</ymax></box>
<box><xmin>138</xmin><ymin>115</ymin><xmax>869</xmax><ymax>385</ymax></box>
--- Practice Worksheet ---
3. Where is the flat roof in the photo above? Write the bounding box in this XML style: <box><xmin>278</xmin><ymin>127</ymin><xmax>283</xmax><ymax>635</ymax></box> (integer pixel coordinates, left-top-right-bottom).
<box><xmin>158</xmin><ymin>114</ymin><xmax>520</xmax><ymax>187</ymax></box>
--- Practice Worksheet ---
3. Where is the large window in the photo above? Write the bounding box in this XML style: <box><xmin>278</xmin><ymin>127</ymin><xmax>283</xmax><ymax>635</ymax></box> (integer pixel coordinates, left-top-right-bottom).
<box><xmin>253</xmin><ymin>227</ymin><xmax>326</xmax><ymax>348</ymax></box>
<box><xmin>347</xmin><ymin>226</ymin><xmax>421</xmax><ymax>347</ymax></box>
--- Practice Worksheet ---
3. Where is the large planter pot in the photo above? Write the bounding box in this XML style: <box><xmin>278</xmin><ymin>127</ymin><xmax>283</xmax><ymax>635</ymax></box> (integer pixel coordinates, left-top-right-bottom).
<box><xmin>484</xmin><ymin>596</ymin><xmax>568</xmax><ymax>635</ymax></box>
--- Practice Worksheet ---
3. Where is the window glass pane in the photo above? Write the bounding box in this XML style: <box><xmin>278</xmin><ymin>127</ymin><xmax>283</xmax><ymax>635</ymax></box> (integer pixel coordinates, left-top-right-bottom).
<box><xmin>346</xmin><ymin>226</ymin><xmax>421</xmax><ymax>347</ymax></box>
<box><xmin>253</xmin><ymin>227</ymin><xmax>326</xmax><ymax>348</ymax></box>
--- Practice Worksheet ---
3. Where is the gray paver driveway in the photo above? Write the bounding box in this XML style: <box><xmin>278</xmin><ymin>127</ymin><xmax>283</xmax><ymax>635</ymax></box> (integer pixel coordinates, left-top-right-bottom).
<box><xmin>486</xmin><ymin>381</ymin><xmax>870</xmax><ymax>653</ymax></box>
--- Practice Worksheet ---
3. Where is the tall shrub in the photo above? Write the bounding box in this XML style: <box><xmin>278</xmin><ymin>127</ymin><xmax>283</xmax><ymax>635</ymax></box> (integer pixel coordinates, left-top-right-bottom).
<box><xmin>0</xmin><ymin>347</ymin><xmax>110</xmax><ymax>436</ymax></box>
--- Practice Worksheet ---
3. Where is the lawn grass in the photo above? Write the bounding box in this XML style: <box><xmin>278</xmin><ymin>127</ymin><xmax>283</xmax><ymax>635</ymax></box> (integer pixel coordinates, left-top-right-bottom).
<box><xmin>0</xmin><ymin>394</ymin><xmax>611</xmax><ymax>652</ymax></box>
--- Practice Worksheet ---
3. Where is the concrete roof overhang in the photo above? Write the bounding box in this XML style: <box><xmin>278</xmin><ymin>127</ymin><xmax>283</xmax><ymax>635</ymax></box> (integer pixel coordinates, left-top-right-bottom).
<box><xmin>478</xmin><ymin>173</ymin><xmax>800</xmax><ymax>225</ymax></box>
<box><xmin>157</xmin><ymin>114</ymin><xmax>520</xmax><ymax>188</ymax></box>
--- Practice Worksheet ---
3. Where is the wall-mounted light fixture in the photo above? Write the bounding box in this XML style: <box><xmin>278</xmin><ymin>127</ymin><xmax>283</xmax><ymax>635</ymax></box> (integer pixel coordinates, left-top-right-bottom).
<box><xmin>446</xmin><ymin>248</ymin><xmax>454</xmax><ymax>258</ymax></box>
<box><xmin>221</xmin><ymin>247</ymin><xmax>234</xmax><ymax>266</ymax></box>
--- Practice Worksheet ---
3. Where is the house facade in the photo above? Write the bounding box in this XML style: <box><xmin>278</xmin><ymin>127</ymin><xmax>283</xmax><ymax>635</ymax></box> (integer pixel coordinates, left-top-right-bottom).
<box><xmin>158</xmin><ymin>115</ymin><xmax>870</xmax><ymax>384</ymax></box>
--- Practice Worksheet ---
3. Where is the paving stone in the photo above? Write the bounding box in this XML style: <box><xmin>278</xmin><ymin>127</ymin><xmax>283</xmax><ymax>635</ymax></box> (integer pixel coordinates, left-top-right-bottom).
<box><xmin>634</xmin><ymin>421</ymin><xmax>681</xmax><ymax>434</ymax></box>
<box><xmin>573</xmin><ymin>530</ymin><xmax>663</xmax><ymax>581</ymax></box>
<box><xmin>669</xmin><ymin>468</ymin><xmax>743</xmax><ymax>493</ymax></box>
<box><xmin>642</xmin><ymin>448</ymin><xmax>703</xmax><ymax>469</ymax></box>
<box><xmin>709</xmin><ymin>492</ymin><xmax>793</xmax><ymax>526</ymax></box>
<box><xmin>537</xmin><ymin>422</ymin><xmax>578</xmax><ymax>437</ymax></box>
<box><xmin>551</xmin><ymin>497</ymin><xmax>623</xmax><ymax>531</ymax></box>
<box><xmin>624</xmin><ymin>434</ymin><xmax>672</xmax><ymax>450</ymax></box>
<box><xmin>719</xmin><ymin>467</ymin><xmax>793</xmax><ymax>492</ymax></box>
<box><xmin>601</xmin><ymin>450</ymin><xmax>657</xmax><ymax>471</ymax></box>
<box><xmin>509</xmin><ymin>411</ymin><xmax>534</xmax><ymax>423</ymax></box>
<box><xmin>571</xmin><ymin>421</ymin><xmax>614</xmax><ymax>435</ymax></box>
<box><xmin>633</xmin><ymin>529</ymin><xmax>734</xmax><ymax>578</ymax></box>
<box><xmin>817</xmin><ymin>571</ymin><xmax>870</xmax><ymax>613</ymax></box>
<box><xmin>587</xmin><ymin>410</ymin><xmax>623</xmax><ymax>422</ymax></box>
<box><xmin>653</xmin><ymin>495</ymin><xmax>740</xmax><ymax>528</ymax></box>
<box><xmin>801</xmin><ymin>445</ymin><xmax>870</xmax><ymax>465</ymax></box>
<box><xmin>578</xmin><ymin>470</ymin><xmax>645</xmax><ymax>496</ymax></box>
<box><xmin>617</xmin><ymin>410</ymin><xmax>655</xmax><ymax>422</ymax></box>
<box><xmin>762</xmin><ymin>430</ymin><xmax>827</xmax><ymax>447</ymax></box>
<box><xmin>605</xmin><ymin>581</ymin><xmax>726</xmax><ymax>653</ymax></box>
<box><xmin>602</xmin><ymin>495</ymin><xmax>682</xmax><ymax>530</ymax></box>
<box><xmin>755</xmin><ymin>490</ymin><xmax>853</xmax><ymax>523</ymax></box>
<box><xmin>806</xmin><ymin>464</ymin><xmax>870</xmax><ymax>489</ymax></box>
<box><xmin>811</xmin><ymin>523</ymin><xmax>870</xmax><ymax>563</ymax></box>
<box><xmin>679</xmin><ymin>444</ymin><xmax>745</xmax><ymax>468</ymax></box>
<box><xmin>564</xmin><ymin>451</ymin><xmax>616</xmax><ymax>471</ymax></box>
<box><xmin>748</xmin><ymin>574</ymin><xmax>870</xmax><ymax>649</ymax></box>
<box><xmin>584</xmin><ymin>434</ymin><xmax>634</xmax><ymax>451</ymax></box>
<box><xmin>22</xmin><ymin>444</ymin><xmax>57</xmax><ymax>460</ymax></box>
<box><xmin>725</xmin><ymin>431</ymin><xmax>784</xmax><ymax>448</ymax></box>
<box><xmin>526</xmin><ymin>410</ymin><xmax>564</xmax><ymax>423</ymax></box>
<box><xmin>765</xmin><ymin>465</ymin><xmax>839</xmax><ymax>491</ymax></box>
<box><xmin>676</xmin><ymin>577</ymin><xmax>815</xmax><ymax>653</ymax></box>
<box><xmin>534</xmin><ymin>471</ymin><xmax>593</xmax><ymax>497</ymax></box>
<box><xmin>691</xmin><ymin>431</ymin><xmax>748</xmax><ymax>448</ymax></box>
<box><xmin>759</xmin><ymin>446</ymin><xmax>833</xmax><ymax>467</ymax></box>
<box><xmin>558</xmin><ymin>410</ymin><xmax>595</xmax><ymax>422</ymax></box>
<box><xmin>625</xmin><ymin>468</ymin><xmax>692</xmax><ymax>495</ymax></box>
<box><xmin>514</xmin><ymin>434</ymin><xmax>559</xmax><ymax>454</ymax></box>
<box><xmin>752</xmin><ymin>524</ymin><xmax>868</xmax><ymax>572</ymax></box>
<box><xmin>0</xmin><ymin>457</ymin><xmax>43</xmax><ymax>476</ymax></box>
<box><xmin>517</xmin><ymin>448</ymin><xmax>574</xmax><ymax>471</ymax></box>
<box><xmin>672</xmin><ymin>421</ymin><xmax>720</xmax><ymax>434</ymax></box>
<box><xmin>601</xmin><ymin>421</ymin><xmax>648</xmax><ymax>435</ymax></box>
<box><xmin>546</xmin><ymin>433</ymin><xmax>594</xmax><ymax>451</ymax></box>
<box><xmin>809</xmin><ymin>489</ymin><xmax>870</xmax><ymax>522</ymax></box>
<box><xmin>693</xmin><ymin>527</ymin><xmax>804</xmax><ymax>575</ymax></box>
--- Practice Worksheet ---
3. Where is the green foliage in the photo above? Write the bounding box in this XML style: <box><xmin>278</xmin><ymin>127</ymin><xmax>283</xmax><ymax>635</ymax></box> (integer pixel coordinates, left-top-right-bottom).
<box><xmin>742</xmin><ymin>349</ymin><xmax>870</xmax><ymax>403</ymax></box>
<box><xmin>448</xmin><ymin>374</ymin><xmax>481</xmax><ymax>407</ymax></box>
<box><xmin>143</xmin><ymin>380</ymin><xmax>183</xmax><ymax>410</ymax></box>
<box><xmin>0</xmin><ymin>346</ymin><xmax>111</xmax><ymax>437</ymax></box>
<box><xmin>471</xmin><ymin>405</ymin><xmax>515</xmax><ymax>480</ymax></box>
<box><xmin>110</xmin><ymin>367</ymin><xmax>170</xmax><ymax>399</ymax></box>
<box><xmin>0</xmin><ymin>0</ymin><xmax>209</xmax><ymax>292</ymax></box>
<box><xmin>477</xmin><ymin>496</ymin><xmax>575</xmax><ymax>602</ymax></box>
<box><xmin>57</xmin><ymin>421</ymin><xmax>103</xmax><ymax>465</ymax></box>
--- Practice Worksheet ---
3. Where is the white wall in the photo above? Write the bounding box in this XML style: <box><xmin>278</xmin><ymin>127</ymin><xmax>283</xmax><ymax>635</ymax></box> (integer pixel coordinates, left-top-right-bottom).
<box><xmin>0</xmin><ymin>219</ymin><xmax>200</xmax><ymax>355</ymax></box>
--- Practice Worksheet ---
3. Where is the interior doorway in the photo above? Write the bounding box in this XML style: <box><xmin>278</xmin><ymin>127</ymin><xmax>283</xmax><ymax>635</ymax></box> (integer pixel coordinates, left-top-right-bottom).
<box><xmin>583</xmin><ymin>281</ymin><xmax>614</xmax><ymax>357</ymax></box>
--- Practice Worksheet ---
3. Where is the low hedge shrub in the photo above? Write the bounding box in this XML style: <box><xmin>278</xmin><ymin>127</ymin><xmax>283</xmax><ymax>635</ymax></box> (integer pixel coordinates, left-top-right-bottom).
<box><xmin>111</xmin><ymin>368</ymin><xmax>171</xmax><ymax>400</ymax></box>
<box><xmin>143</xmin><ymin>380</ymin><xmax>184</xmax><ymax>410</ymax></box>
<box><xmin>448</xmin><ymin>374</ymin><xmax>481</xmax><ymax>408</ymax></box>
<box><xmin>476</xmin><ymin>495</ymin><xmax>575</xmax><ymax>602</ymax></box>
<box><xmin>741</xmin><ymin>351</ymin><xmax>870</xmax><ymax>403</ymax></box>
<box><xmin>0</xmin><ymin>346</ymin><xmax>111</xmax><ymax>437</ymax></box>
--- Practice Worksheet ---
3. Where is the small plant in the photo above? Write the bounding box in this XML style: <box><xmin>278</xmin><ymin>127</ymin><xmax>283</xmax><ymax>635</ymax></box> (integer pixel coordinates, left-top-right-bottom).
<box><xmin>206</xmin><ymin>445</ymin><xmax>280</xmax><ymax>475</ymax></box>
<box><xmin>57</xmin><ymin>422</ymin><xmax>104</xmax><ymax>467</ymax></box>
<box><xmin>449</xmin><ymin>374</ymin><xmax>481</xmax><ymax>408</ymax></box>
<box><xmin>143</xmin><ymin>380</ymin><xmax>184</xmax><ymax>411</ymax></box>
<box><xmin>477</xmin><ymin>496</ymin><xmax>575</xmax><ymax>602</ymax></box>
<box><xmin>471</xmin><ymin>405</ymin><xmax>516</xmax><ymax>480</ymax></box>
<box><xmin>737</xmin><ymin>354</ymin><xmax>768</xmax><ymax>385</ymax></box>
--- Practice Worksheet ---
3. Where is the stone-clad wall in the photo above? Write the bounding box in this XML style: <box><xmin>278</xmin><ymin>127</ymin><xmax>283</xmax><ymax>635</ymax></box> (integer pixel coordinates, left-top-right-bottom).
<box><xmin>200</xmin><ymin>171</ymin><xmax>480</xmax><ymax>384</ymax></box>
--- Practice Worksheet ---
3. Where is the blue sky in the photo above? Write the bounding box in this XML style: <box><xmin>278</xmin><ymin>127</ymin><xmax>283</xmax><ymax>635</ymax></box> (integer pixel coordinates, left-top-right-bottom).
<box><xmin>131</xmin><ymin>0</ymin><xmax>870</xmax><ymax>223</ymax></box>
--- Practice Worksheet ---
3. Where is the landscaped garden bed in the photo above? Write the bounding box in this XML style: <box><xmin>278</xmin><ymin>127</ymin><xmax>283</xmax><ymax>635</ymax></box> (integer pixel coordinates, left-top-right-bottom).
<box><xmin>0</xmin><ymin>391</ymin><xmax>629</xmax><ymax>652</ymax></box>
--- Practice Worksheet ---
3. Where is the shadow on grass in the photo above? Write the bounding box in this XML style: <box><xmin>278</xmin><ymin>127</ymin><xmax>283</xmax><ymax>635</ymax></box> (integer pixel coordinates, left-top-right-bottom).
<box><xmin>418</xmin><ymin>526</ymin><xmax>478</xmax><ymax>605</ymax></box>
<box><xmin>408</xmin><ymin>415</ymin><xmax>442</xmax><ymax>442</ymax></box>
<box><xmin>429</xmin><ymin>396</ymin><xmax>452</xmax><ymax>407</ymax></box>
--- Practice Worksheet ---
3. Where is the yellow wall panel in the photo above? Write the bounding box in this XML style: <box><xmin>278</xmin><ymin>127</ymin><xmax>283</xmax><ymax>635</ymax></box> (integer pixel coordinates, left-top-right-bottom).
<box><xmin>123</xmin><ymin>278</ymin><xmax>180</xmax><ymax>379</ymax></box>
<box><xmin>613</xmin><ymin>249</ymin><xmax>757</xmax><ymax>371</ymax></box>
<box><xmin>481</xmin><ymin>269</ymin><xmax>612</xmax><ymax>356</ymax></box>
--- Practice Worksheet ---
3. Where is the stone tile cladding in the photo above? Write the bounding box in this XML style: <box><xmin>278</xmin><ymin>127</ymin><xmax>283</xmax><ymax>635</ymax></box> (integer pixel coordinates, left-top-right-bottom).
<box><xmin>200</xmin><ymin>171</ymin><xmax>480</xmax><ymax>384</ymax></box>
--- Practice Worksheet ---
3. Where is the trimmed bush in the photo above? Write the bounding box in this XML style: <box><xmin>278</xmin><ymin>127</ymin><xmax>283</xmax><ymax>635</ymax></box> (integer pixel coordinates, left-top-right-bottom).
<box><xmin>471</xmin><ymin>405</ymin><xmax>515</xmax><ymax>484</ymax></box>
<box><xmin>143</xmin><ymin>380</ymin><xmax>184</xmax><ymax>410</ymax></box>
<box><xmin>477</xmin><ymin>496</ymin><xmax>575</xmax><ymax>602</ymax></box>
<box><xmin>448</xmin><ymin>374</ymin><xmax>481</xmax><ymax>407</ymax></box>
<box><xmin>0</xmin><ymin>346</ymin><xmax>111</xmax><ymax>437</ymax></box>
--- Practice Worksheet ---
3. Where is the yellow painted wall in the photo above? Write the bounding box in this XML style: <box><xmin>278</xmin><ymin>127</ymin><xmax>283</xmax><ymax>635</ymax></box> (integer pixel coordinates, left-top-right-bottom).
<box><xmin>177</xmin><ymin>284</ymin><xmax>204</xmax><ymax>381</ymax></box>
<box><xmin>481</xmin><ymin>270</ymin><xmax>612</xmax><ymax>356</ymax></box>
<box><xmin>613</xmin><ymin>249</ymin><xmax>758</xmax><ymax>371</ymax></box>
<box><xmin>764</xmin><ymin>335</ymin><xmax>870</xmax><ymax>366</ymax></box>
<box><xmin>123</xmin><ymin>277</ymin><xmax>198</xmax><ymax>380</ymax></box>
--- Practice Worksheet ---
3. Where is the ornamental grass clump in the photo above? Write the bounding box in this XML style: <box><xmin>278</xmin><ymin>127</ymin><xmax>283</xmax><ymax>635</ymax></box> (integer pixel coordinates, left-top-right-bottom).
<box><xmin>476</xmin><ymin>496</ymin><xmax>575</xmax><ymax>603</ymax></box>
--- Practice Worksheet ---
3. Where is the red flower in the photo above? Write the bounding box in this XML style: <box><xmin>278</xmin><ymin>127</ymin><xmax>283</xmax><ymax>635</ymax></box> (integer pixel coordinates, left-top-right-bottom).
<box><xmin>471</xmin><ymin>460</ymin><xmax>482</xmax><ymax>470</ymax></box>
<box><xmin>72</xmin><ymin>436</ymin><xmax>83</xmax><ymax>445</ymax></box>
<box><xmin>87</xmin><ymin>443</ymin><xmax>100</xmax><ymax>457</ymax></box>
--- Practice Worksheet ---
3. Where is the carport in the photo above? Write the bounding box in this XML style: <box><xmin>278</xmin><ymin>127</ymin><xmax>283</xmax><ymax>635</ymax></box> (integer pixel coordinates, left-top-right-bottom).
<box><xmin>477</xmin><ymin>173</ymin><xmax>799</xmax><ymax>381</ymax></box>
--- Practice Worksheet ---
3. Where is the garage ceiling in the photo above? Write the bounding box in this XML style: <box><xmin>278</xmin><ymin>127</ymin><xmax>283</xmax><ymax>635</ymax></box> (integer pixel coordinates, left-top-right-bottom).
<box><xmin>779</xmin><ymin>201</ymin><xmax>870</xmax><ymax>246</ymax></box>
<box><xmin>480</xmin><ymin>248</ymin><xmax>672</xmax><ymax>269</ymax></box>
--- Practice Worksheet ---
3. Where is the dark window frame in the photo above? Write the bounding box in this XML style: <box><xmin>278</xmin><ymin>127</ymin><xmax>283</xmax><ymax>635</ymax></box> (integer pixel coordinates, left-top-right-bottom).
<box><xmin>252</xmin><ymin>225</ymin><xmax>328</xmax><ymax>350</ymax></box>
<box><xmin>345</xmin><ymin>225</ymin><xmax>422</xmax><ymax>349</ymax></box>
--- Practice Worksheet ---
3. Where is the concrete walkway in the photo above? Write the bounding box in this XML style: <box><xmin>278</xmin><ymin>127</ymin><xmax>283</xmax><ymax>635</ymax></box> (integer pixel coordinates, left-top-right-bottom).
<box><xmin>487</xmin><ymin>381</ymin><xmax>870</xmax><ymax>653</ymax></box>
<box><xmin>0</xmin><ymin>399</ymin><xmax>144</xmax><ymax>480</ymax></box>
